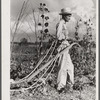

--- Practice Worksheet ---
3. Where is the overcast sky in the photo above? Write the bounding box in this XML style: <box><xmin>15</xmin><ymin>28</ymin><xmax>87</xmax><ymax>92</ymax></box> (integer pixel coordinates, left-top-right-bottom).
<box><xmin>10</xmin><ymin>0</ymin><xmax>96</xmax><ymax>42</ymax></box>
<box><xmin>11</xmin><ymin>0</ymin><xmax>96</xmax><ymax>18</ymax></box>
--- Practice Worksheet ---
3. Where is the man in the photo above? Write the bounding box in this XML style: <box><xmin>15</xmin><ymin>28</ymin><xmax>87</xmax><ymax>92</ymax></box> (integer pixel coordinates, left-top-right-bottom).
<box><xmin>56</xmin><ymin>8</ymin><xmax>74</xmax><ymax>92</ymax></box>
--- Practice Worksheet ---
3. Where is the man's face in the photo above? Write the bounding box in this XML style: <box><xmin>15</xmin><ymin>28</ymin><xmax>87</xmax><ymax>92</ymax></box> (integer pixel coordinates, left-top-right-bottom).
<box><xmin>63</xmin><ymin>15</ymin><xmax>71</xmax><ymax>22</ymax></box>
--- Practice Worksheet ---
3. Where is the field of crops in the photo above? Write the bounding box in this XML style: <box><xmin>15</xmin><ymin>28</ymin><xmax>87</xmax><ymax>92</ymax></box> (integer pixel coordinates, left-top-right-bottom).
<box><xmin>10</xmin><ymin>40</ymin><xmax>96</xmax><ymax>100</ymax></box>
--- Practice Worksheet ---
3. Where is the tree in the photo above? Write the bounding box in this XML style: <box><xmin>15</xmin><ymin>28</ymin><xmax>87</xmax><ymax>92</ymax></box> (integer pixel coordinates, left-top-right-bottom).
<box><xmin>19</xmin><ymin>38</ymin><xmax>28</xmax><ymax>45</ymax></box>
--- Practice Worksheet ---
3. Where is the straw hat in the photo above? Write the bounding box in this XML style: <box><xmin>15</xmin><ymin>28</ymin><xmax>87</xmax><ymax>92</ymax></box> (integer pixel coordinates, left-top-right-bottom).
<box><xmin>59</xmin><ymin>8</ymin><xmax>72</xmax><ymax>15</ymax></box>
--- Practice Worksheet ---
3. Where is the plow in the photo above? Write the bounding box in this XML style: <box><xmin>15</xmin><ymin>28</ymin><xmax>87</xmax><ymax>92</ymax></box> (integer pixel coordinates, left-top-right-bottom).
<box><xmin>10</xmin><ymin>40</ymin><xmax>80</xmax><ymax>92</ymax></box>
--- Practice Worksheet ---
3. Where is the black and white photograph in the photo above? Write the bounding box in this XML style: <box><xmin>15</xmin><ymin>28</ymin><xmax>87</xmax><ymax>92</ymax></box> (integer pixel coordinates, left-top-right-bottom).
<box><xmin>2</xmin><ymin>0</ymin><xmax>98</xmax><ymax>100</ymax></box>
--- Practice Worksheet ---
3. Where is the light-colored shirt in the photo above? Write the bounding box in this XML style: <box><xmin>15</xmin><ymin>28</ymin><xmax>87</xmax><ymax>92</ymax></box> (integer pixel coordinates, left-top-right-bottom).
<box><xmin>56</xmin><ymin>19</ymin><xmax>69</xmax><ymax>40</ymax></box>
<box><xmin>56</xmin><ymin>19</ymin><xmax>70</xmax><ymax>51</ymax></box>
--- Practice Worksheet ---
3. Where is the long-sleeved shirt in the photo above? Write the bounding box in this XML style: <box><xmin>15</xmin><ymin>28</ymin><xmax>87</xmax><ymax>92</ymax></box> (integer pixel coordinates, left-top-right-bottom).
<box><xmin>56</xmin><ymin>19</ymin><xmax>70</xmax><ymax>51</ymax></box>
<box><xmin>56</xmin><ymin>19</ymin><xmax>69</xmax><ymax>41</ymax></box>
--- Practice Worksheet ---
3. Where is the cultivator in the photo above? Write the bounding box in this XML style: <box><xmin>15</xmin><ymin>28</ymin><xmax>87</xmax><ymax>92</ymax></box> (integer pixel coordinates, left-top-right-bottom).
<box><xmin>10</xmin><ymin>40</ymin><xmax>80</xmax><ymax>92</ymax></box>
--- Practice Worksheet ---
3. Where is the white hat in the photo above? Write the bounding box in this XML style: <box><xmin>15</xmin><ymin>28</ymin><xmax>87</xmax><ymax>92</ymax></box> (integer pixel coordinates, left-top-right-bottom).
<box><xmin>59</xmin><ymin>8</ymin><xmax>72</xmax><ymax>15</ymax></box>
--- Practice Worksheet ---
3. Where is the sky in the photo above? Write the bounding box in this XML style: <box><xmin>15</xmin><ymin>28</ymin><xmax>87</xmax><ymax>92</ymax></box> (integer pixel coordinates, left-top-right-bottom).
<box><xmin>11</xmin><ymin>0</ymin><xmax>96</xmax><ymax>42</ymax></box>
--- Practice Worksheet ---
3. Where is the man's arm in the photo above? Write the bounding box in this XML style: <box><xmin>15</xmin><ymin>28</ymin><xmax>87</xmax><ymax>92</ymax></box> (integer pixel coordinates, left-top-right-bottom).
<box><xmin>56</xmin><ymin>21</ymin><xmax>64</xmax><ymax>40</ymax></box>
